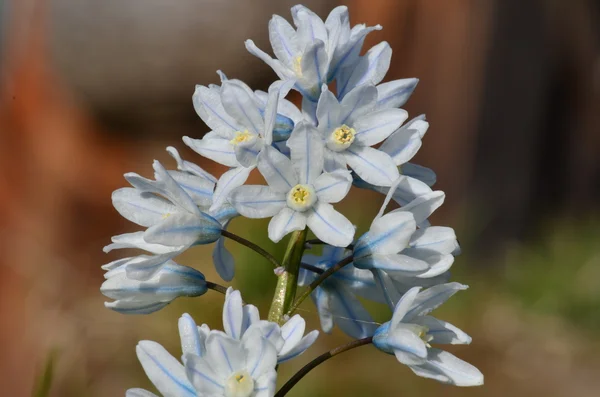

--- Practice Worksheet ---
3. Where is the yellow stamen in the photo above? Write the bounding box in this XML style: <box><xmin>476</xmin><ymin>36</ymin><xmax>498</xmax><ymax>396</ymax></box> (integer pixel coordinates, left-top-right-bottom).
<box><xmin>333</xmin><ymin>125</ymin><xmax>356</xmax><ymax>145</ymax></box>
<box><xmin>290</xmin><ymin>185</ymin><xmax>310</xmax><ymax>204</ymax></box>
<box><xmin>293</xmin><ymin>55</ymin><xmax>303</xmax><ymax>76</ymax></box>
<box><xmin>230</xmin><ymin>130</ymin><xmax>254</xmax><ymax>145</ymax></box>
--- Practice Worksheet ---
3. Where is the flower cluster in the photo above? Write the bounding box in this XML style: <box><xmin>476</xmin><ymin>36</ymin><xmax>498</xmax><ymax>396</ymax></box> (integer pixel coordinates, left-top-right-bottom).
<box><xmin>102</xmin><ymin>5</ymin><xmax>483</xmax><ymax>396</ymax></box>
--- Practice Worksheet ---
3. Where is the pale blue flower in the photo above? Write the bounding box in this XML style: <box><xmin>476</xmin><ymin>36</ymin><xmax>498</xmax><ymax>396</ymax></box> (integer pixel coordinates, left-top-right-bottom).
<box><xmin>101</xmin><ymin>260</ymin><xmax>207</xmax><ymax>315</ymax></box>
<box><xmin>109</xmin><ymin>159</ymin><xmax>223</xmax><ymax>280</ymax></box>
<box><xmin>246</xmin><ymin>5</ymin><xmax>382</xmax><ymax>102</ymax></box>
<box><xmin>315</xmin><ymin>84</ymin><xmax>406</xmax><ymax>186</ymax></box>
<box><xmin>229</xmin><ymin>122</ymin><xmax>354</xmax><ymax>246</ymax></box>
<box><xmin>221</xmin><ymin>288</ymin><xmax>319</xmax><ymax>363</ymax></box>
<box><xmin>185</xmin><ymin>77</ymin><xmax>294</xmax><ymax>169</ymax></box>
<box><xmin>353</xmin><ymin>179</ymin><xmax>458</xmax><ymax>286</ymax></box>
<box><xmin>373</xmin><ymin>284</ymin><xmax>483</xmax><ymax>387</ymax></box>
<box><xmin>298</xmin><ymin>246</ymin><xmax>379</xmax><ymax>339</ymax></box>
<box><xmin>131</xmin><ymin>332</ymin><xmax>277</xmax><ymax>397</ymax></box>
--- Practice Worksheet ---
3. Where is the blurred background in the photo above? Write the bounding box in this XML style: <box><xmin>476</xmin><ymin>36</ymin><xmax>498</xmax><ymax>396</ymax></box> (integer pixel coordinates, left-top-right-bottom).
<box><xmin>1</xmin><ymin>0</ymin><xmax>599</xmax><ymax>396</ymax></box>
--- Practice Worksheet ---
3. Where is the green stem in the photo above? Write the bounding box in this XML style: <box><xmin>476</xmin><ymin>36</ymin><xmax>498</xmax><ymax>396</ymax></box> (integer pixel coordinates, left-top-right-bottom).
<box><xmin>274</xmin><ymin>337</ymin><xmax>373</xmax><ymax>397</ymax></box>
<box><xmin>221</xmin><ymin>230</ymin><xmax>281</xmax><ymax>268</ymax></box>
<box><xmin>268</xmin><ymin>229</ymin><xmax>307</xmax><ymax>323</ymax></box>
<box><xmin>286</xmin><ymin>255</ymin><xmax>354</xmax><ymax>316</ymax></box>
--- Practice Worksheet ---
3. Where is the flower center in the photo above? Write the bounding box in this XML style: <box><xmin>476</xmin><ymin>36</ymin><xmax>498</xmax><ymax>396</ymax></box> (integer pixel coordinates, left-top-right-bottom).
<box><xmin>230</xmin><ymin>130</ymin><xmax>255</xmax><ymax>145</ymax></box>
<box><xmin>409</xmin><ymin>324</ymin><xmax>432</xmax><ymax>347</ymax></box>
<box><xmin>224</xmin><ymin>370</ymin><xmax>254</xmax><ymax>397</ymax></box>
<box><xmin>286</xmin><ymin>184</ymin><xmax>317</xmax><ymax>212</ymax></box>
<box><xmin>293</xmin><ymin>55</ymin><xmax>303</xmax><ymax>76</ymax></box>
<box><xmin>326</xmin><ymin>125</ymin><xmax>356</xmax><ymax>152</ymax></box>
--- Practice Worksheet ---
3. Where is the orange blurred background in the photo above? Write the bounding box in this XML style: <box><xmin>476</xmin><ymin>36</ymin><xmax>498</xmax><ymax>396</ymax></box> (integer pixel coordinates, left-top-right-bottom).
<box><xmin>1</xmin><ymin>0</ymin><xmax>599</xmax><ymax>396</ymax></box>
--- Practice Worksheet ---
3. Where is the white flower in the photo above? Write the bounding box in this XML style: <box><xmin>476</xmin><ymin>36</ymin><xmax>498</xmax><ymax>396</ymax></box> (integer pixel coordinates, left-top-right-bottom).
<box><xmin>131</xmin><ymin>332</ymin><xmax>278</xmax><ymax>397</ymax></box>
<box><xmin>229</xmin><ymin>122</ymin><xmax>354</xmax><ymax>246</ymax></box>
<box><xmin>352</xmin><ymin>178</ymin><xmax>458</xmax><ymax>287</ymax></box>
<box><xmin>221</xmin><ymin>288</ymin><xmax>319</xmax><ymax>363</ymax></box>
<box><xmin>315</xmin><ymin>84</ymin><xmax>407</xmax><ymax>186</ymax></box>
<box><xmin>245</xmin><ymin>5</ymin><xmax>382</xmax><ymax>102</ymax></box>
<box><xmin>373</xmin><ymin>284</ymin><xmax>483</xmax><ymax>387</ymax></box>
<box><xmin>299</xmin><ymin>246</ymin><xmax>379</xmax><ymax>339</ymax></box>
<box><xmin>101</xmin><ymin>260</ymin><xmax>207</xmax><ymax>314</ymax></box>
<box><xmin>109</xmin><ymin>157</ymin><xmax>230</xmax><ymax>280</ymax></box>
<box><xmin>185</xmin><ymin>78</ymin><xmax>293</xmax><ymax>169</ymax></box>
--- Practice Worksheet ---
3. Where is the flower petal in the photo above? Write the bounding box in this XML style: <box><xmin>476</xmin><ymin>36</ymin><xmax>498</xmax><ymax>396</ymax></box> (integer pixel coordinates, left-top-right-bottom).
<box><xmin>223</xmin><ymin>288</ymin><xmax>244</xmax><ymax>340</ymax></box>
<box><xmin>376</xmin><ymin>78</ymin><xmax>419</xmax><ymax>109</ymax></box>
<box><xmin>339</xmin><ymin>84</ymin><xmax>378</xmax><ymax>125</ymax></box>
<box><xmin>244</xmin><ymin>334</ymin><xmax>278</xmax><ymax>378</ymax></box>
<box><xmin>268</xmin><ymin>208</ymin><xmax>307</xmax><ymax>243</ymax></box>
<box><xmin>391</xmin><ymin>287</ymin><xmax>421</xmax><ymax>327</ymax></box>
<box><xmin>105</xmin><ymin>299</ymin><xmax>170</xmax><ymax>315</ymax></box>
<box><xmin>392</xmin><ymin>190</ymin><xmax>445</xmax><ymax>225</ymax></box>
<box><xmin>102</xmin><ymin>261</ymin><xmax>206</xmax><ymax>301</ymax></box>
<box><xmin>253</xmin><ymin>369</ymin><xmax>277</xmax><ymax>397</ymax></box>
<box><xmin>193</xmin><ymin>85</ymin><xmax>241</xmax><ymax>137</ymax></box>
<box><xmin>316</xmin><ymin>86</ymin><xmax>341</xmax><ymax>132</ymax></box>
<box><xmin>389</xmin><ymin>327</ymin><xmax>428</xmax><ymax>365</ymax></box>
<box><xmin>410</xmin><ymin>349</ymin><xmax>484</xmax><ymax>386</ymax></box>
<box><xmin>263</xmin><ymin>79</ymin><xmax>295</xmax><ymax>145</ymax></box>
<box><xmin>184</xmin><ymin>353</ymin><xmax>225</xmax><ymax>394</ymax></box>
<box><xmin>245</xmin><ymin>39</ymin><xmax>291</xmax><ymax>80</ymax></box>
<box><xmin>312</xmin><ymin>287</ymin><xmax>334</xmax><ymax>333</ymax></box>
<box><xmin>306</xmin><ymin>202</ymin><xmax>354</xmax><ymax>247</ymax></box>
<box><xmin>179</xmin><ymin>313</ymin><xmax>206</xmax><ymax>360</ymax></box>
<box><xmin>166</xmin><ymin>146</ymin><xmax>217</xmax><ymax>183</ymax></box>
<box><xmin>353</xmin><ymin>211</ymin><xmax>416</xmax><ymax>259</ymax></box>
<box><xmin>205</xmin><ymin>332</ymin><xmax>245</xmax><ymax>375</ymax></box>
<box><xmin>378</xmin><ymin>123</ymin><xmax>424</xmax><ymax>166</ymax></box>
<box><xmin>402</xmin><ymin>162</ymin><xmax>437</xmax><ymax>187</ymax></box>
<box><xmin>413</xmin><ymin>316</ymin><xmax>472</xmax><ymax>345</ymax></box>
<box><xmin>344</xmin><ymin>146</ymin><xmax>399</xmax><ymax>187</ymax></box>
<box><xmin>338</xmin><ymin>41</ymin><xmax>391</xmax><ymax>98</ymax></box>
<box><xmin>328</xmin><ymin>280</ymin><xmax>378</xmax><ymax>338</ymax></box>
<box><xmin>257</xmin><ymin>145</ymin><xmax>298</xmax><ymax>193</ymax></box>
<box><xmin>403</xmin><ymin>283</ymin><xmax>468</xmax><ymax>322</ymax></box>
<box><xmin>279</xmin><ymin>315</ymin><xmax>306</xmax><ymax>356</ymax></box>
<box><xmin>313</xmin><ymin>170</ymin><xmax>352</xmax><ymax>203</ymax></box>
<box><xmin>168</xmin><ymin>171</ymin><xmax>214</xmax><ymax>208</ymax></box>
<box><xmin>124</xmin><ymin>253</ymin><xmax>180</xmax><ymax>282</ymax></box>
<box><xmin>103</xmin><ymin>232</ymin><xmax>182</xmax><ymax>255</ymax></box>
<box><xmin>136</xmin><ymin>341</ymin><xmax>196</xmax><ymax>397</ymax></box>
<box><xmin>212</xmin><ymin>236</ymin><xmax>234</xmax><ymax>282</ymax></box>
<box><xmin>353</xmin><ymin>108</ymin><xmax>408</xmax><ymax>147</ymax></box>
<box><xmin>221</xmin><ymin>80</ymin><xmax>264</xmax><ymax>135</ymax></box>
<box><xmin>112</xmin><ymin>188</ymin><xmax>177</xmax><ymax>227</ymax></box>
<box><xmin>229</xmin><ymin>185</ymin><xmax>286</xmax><ymax>218</ymax></box>
<box><xmin>183</xmin><ymin>136</ymin><xmax>238</xmax><ymax>168</ymax></box>
<box><xmin>210</xmin><ymin>166</ymin><xmax>253</xmax><ymax>213</ymax></box>
<box><xmin>298</xmin><ymin>40</ymin><xmax>328</xmax><ymax>100</ymax></box>
<box><xmin>144</xmin><ymin>212</ymin><xmax>222</xmax><ymax>247</ymax></box>
<box><xmin>286</xmin><ymin>121</ymin><xmax>324</xmax><ymax>185</ymax></box>
<box><xmin>268</xmin><ymin>15</ymin><xmax>300</xmax><ymax>66</ymax></box>
<box><xmin>126</xmin><ymin>389</ymin><xmax>159</xmax><ymax>397</ymax></box>
<box><xmin>323</xmin><ymin>149</ymin><xmax>347</xmax><ymax>172</ymax></box>
<box><xmin>278</xmin><ymin>330</ymin><xmax>319</xmax><ymax>363</ymax></box>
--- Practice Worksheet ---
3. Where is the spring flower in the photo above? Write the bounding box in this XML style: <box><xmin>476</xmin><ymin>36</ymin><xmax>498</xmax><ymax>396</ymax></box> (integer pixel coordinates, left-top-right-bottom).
<box><xmin>230</xmin><ymin>123</ymin><xmax>354</xmax><ymax>246</ymax></box>
<box><xmin>373</xmin><ymin>284</ymin><xmax>483</xmax><ymax>386</ymax></box>
<box><xmin>221</xmin><ymin>288</ymin><xmax>319</xmax><ymax>363</ymax></box>
<box><xmin>246</xmin><ymin>5</ymin><xmax>382</xmax><ymax>102</ymax></box>
<box><xmin>110</xmin><ymin>159</ymin><xmax>224</xmax><ymax>280</ymax></box>
<box><xmin>353</xmin><ymin>180</ymin><xmax>458</xmax><ymax>282</ymax></box>
<box><xmin>101</xmin><ymin>260</ymin><xmax>207</xmax><ymax>314</ymax></box>
<box><xmin>131</xmin><ymin>333</ymin><xmax>277</xmax><ymax>397</ymax></box>
<box><xmin>298</xmin><ymin>246</ymin><xmax>379</xmax><ymax>338</ymax></box>
<box><xmin>316</xmin><ymin>84</ymin><xmax>407</xmax><ymax>186</ymax></box>
<box><xmin>185</xmin><ymin>78</ymin><xmax>293</xmax><ymax>169</ymax></box>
